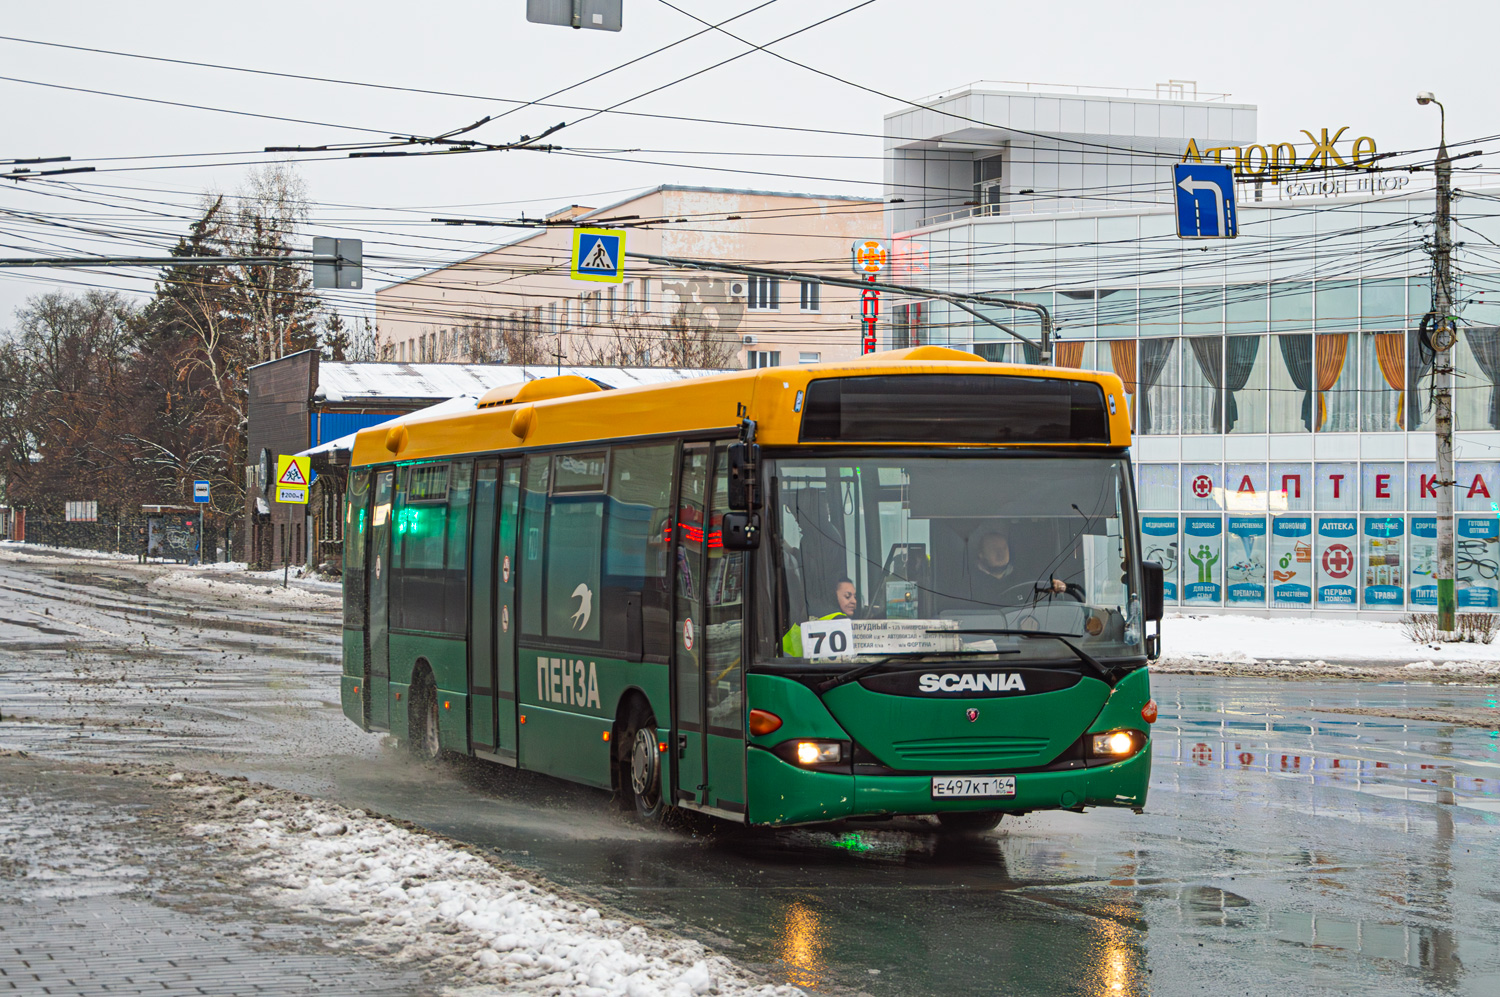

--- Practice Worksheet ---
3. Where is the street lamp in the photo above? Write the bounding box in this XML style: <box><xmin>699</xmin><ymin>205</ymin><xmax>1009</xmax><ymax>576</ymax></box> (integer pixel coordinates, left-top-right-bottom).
<box><xmin>1418</xmin><ymin>90</ymin><xmax>1456</xmax><ymax>631</ymax></box>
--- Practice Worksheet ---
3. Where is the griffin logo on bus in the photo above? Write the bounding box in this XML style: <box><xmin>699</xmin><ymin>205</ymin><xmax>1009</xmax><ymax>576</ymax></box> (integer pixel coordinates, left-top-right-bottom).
<box><xmin>537</xmin><ymin>657</ymin><xmax>602</xmax><ymax>708</ymax></box>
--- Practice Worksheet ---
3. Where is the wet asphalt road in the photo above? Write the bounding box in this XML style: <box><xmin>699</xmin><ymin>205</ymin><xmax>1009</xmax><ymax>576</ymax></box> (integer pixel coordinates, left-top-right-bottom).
<box><xmin>2</xmin><ymin>551</ymin><xmax>1499</xmax><ymax>996</ymax></box>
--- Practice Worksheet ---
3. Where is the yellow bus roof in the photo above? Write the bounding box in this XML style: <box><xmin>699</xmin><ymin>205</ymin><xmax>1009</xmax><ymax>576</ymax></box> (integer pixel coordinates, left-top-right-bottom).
<box><xmin>349</xmin><ymin>346</ymin><xmax>1132</xmax><ymax>467</ymax></box>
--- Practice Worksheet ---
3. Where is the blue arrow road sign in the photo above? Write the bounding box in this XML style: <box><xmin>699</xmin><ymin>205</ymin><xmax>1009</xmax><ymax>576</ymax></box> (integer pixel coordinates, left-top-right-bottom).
<box><xmin>1173</xmin><ymin>163</ymin><xmax>1237</xmax><ymax>239</ymax></box>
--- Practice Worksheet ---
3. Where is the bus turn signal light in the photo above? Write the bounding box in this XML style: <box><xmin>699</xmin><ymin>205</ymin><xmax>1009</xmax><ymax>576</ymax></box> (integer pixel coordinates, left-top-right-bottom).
<box><xmin>1142</xmin><ymin>700</ymin><xmax>1158</xmax><ymax>724</ymax></box>
<box><xmin>748</xmin><ymin>709</ymin><xmax>783</xmax><ymax>736</ymax></box>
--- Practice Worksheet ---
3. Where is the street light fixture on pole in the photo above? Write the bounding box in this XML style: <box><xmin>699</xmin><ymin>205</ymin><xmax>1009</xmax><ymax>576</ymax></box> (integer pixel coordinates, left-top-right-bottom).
<box><xmin>1418</xmin><ymin>90</ymin><xmax>1457</xmax><ymax>631</ymax></box>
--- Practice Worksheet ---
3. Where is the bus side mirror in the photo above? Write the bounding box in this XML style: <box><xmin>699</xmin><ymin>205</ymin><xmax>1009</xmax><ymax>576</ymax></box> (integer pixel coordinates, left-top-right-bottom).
<box><xmin>721</xmin><ymin>511</ymin><xmax>760</xmax><ymax>550</ymax></box>
<box><xmin>1142</xmin><ymin>561</ymin><xmax>1165</xmax><ymax>623</ymax></box>
<box><xmin>727</xmin><ymin>440</ymin><xmax>761</xmax><ymax>511</ymax></box>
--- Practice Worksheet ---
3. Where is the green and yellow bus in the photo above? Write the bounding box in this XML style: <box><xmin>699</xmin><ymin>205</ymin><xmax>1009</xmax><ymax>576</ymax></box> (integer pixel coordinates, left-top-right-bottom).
<box><xmin>340</xmin><ymin>346</ymin><xmax>1164</xmax><ymax>829</ymax></box>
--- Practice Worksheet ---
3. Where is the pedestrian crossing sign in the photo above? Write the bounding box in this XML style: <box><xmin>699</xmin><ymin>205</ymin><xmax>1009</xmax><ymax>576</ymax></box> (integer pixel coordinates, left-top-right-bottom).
<box><xmin>275</xmin><ymin>454</ymin><xmax>311</xmax><ymax>504</ymax></box>
<box><xmin>571</xmin><ymin>227</ymin><xmax>626</xmax><ymax>283</ymax></box>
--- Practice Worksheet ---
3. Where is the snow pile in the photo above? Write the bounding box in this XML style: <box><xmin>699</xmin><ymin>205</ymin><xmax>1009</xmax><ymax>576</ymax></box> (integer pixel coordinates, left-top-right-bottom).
<box><xmin>169</xmin><ymin>774</ymin><xmax>799</xmax><ymax>997</ymax></box>
<box><xmin>0</xmin><ymin>541</ymin><xmax>138</xmax><ymax>563</ymax></box>
<box><xmin>1158</xmin><ymin>614</ymin><xmax>1500</xmax><ymax>680</ymax></box>
<box><xmin>147</xmin><ymin>570</ymin><xmax>341</xmax><ymax>609</ymax></box>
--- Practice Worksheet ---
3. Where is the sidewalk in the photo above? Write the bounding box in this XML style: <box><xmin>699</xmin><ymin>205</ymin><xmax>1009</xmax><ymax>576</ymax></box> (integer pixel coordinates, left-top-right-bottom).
<box><xmin>0</xmin><ymin>752</ymin><xmax>796</xmax><ymax>997</ymax></box>
<box><xmin>0</xmin><ymin>752</ymin><xmax>435</xmax><ymax>997</ymax></box>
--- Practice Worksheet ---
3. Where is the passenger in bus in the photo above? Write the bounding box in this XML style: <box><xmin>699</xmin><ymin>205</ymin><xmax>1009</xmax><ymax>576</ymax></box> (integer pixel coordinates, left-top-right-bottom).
<box><xmin>969</xmin><ymin>530</ymin><xmax>1074</xmax><ymax>605</ymax></box>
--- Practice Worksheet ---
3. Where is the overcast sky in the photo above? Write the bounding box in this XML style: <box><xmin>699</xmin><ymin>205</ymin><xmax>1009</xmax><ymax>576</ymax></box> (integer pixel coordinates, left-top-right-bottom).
<box><xmin>2</xmin><ymin>0</ymin><xmax>1495</xmax><ymax>324</ymax></box>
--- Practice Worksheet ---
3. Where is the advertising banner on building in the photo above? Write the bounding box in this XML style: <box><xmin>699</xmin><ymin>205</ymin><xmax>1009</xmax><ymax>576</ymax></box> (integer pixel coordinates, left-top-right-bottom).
<box><xmin>1225</xmin><ymin>516</ymin><xmax>1267</xmax><ymax>604</ymax></box>
<box><xmin>1141</xmin><ymin>516</ymin><xmax>1179</xmax><ymax>602</ymax></box>
<box><xmin>1270</xmin><ymin>515</ymin><xmax>1313</xmax><ymax>606</ymax></box>
<box><xmin>1361</xmin><ymin>516</ymin><xmax>1404</xmax><ymax>608</ymax></box>
<box><xmin>1182</xmin><ymin>516</ymin><xmax>1223</xmax><ymax>604</ymax></box>
<box><xmin>1457</xmin><ymin>516</ymin><xmax>1499</xmax><ymax>608</ymax></box>
<box><xmin>1409</xmin><ymin>517</ymin><xmax>1436</xmax><ymax>606</ymax></box>
<box><xmin>1316</xmin><ymin>516</ymin><xmax>1358</xmax><ymax>607</ymax></box>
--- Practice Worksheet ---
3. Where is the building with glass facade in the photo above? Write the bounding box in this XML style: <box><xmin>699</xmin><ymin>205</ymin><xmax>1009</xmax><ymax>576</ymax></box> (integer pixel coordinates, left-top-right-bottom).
<box><xmin>884</xmin><ymin>83</ymin><xmax>1500</xmax><ymax>616</ymax></box>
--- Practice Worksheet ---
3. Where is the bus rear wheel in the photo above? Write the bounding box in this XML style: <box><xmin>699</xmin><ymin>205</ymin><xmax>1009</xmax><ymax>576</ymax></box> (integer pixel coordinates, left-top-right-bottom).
<box><xmin>936</xmin><ymin>811</ymin><xmax>1003</xmax><ymax>833</ymax></box>
<box><xmin>408</xmin><ymin>670</ymin><xmax>443</xmax><ymax>765</ymax></box>
<box><xmin>623</xmin><ymin>708</ymin><xmax>666</xmax><ymax>822</ymax></box>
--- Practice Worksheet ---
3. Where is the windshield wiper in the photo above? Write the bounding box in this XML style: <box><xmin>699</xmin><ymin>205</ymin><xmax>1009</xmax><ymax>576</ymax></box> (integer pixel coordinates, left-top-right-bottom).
<box><xmin>814</xmin><ymin>649</ymin><xmax>1019</xmax><ymax>693</ymax></box>
<box><xmin>929</xmin><ymin>629</ymin><xmax>1114</xmax><ymax>683</ymax></box>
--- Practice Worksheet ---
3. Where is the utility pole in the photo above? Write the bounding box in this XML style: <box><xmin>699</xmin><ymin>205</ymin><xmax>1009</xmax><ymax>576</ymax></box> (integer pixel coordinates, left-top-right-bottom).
<box><xmin>1419</xmin><ymin>91</ymin><xmax>1457</xmax><ymax>631</ymax></box>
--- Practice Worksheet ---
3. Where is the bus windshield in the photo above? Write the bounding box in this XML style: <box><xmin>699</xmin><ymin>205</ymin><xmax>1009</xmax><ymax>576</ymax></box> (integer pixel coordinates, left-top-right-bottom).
<box><xmin>759</xmin><ymin>454</ymin><xmax>1144</xmax><ymax>665</ymax></box>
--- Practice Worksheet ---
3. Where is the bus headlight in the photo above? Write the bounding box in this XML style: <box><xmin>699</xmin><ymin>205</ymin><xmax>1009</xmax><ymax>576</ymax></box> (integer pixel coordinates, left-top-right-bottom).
<box><xmin>1090</xmin><ymin>730</ymin><xmax>1144</xmax><ymax>758</ymax></box>
<box><xmin>795</xmin><ymin>741</ymin><xmax>843</xmax><ymax>766</ymax></box>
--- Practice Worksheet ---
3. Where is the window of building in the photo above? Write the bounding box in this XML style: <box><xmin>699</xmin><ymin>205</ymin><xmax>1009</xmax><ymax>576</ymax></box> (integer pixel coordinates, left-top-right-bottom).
<box><xmin>1139</xmin><ymin>338</ymin><xmax>1178</xmax><ymax>434</ymax></box>
<box><xmin>748</xmin><ymin>276</ymin><xmax>779</xmax><ymax>310</ymax></box>
<box><xmin>974</xmin><ymin>153</ymin><xmax>1004</xmax><ymax>214</ymax></box>
<box><xmin>1316</xmin><ymin>333</ymin><xmax>1358</xmax><ymax>432</ymax></box>
<box><xmin>623</xmin><ymin>281</ymin><xmax>634</xmax><ymax>313</ymax></box>
<box><xmin>799</xmin><ymin>280</ymin><xmax>820</xmax><ymax>312</ymax></box>
<box><xmin>1272</xmin><ymin>333</ymin><xmax>1313</xmax><ymax>433</ymax></box>
<box><xmin>1457</xmin><ymin>327</ymin><xmax>1500</xmax><ymax>431</ymax></box>
<box><xmin>1225</xmin><ymin>335</ymin><xmax>1269</xmax><ymax>434</ymax></box>
<box><xmin>608</xmin><ymin>286</ymin><xmax>617</xmax><ymax>320</ymax></box>
<box><xmin>642</xmin><ymin>278</ymin><xmax>651</xmax><ymax>313</ymax></box>
<box><xmin>1096</xmin><ymin>289</ymin><xmax>1137</xmax><ymax>338</ymax></box>
<box><xmin>1408</xmin><ymin>329</ymin><xmax>1436</xmax><ymax>431</ymax></box>
<box><xmin>1361</xmin><ymin>331</ymin><xmax>1405</xmax><ymax>432</ymax></box>
<box><xmin>799</xmin><ymin>351</ymin><xmax>821</xmax><ymax>364</ymax></box>
<box><xmin>1181</xmin><ymin>287</ymin><xmax>1224</xmax><ymax>337</ymax></box>
<box><xmin>548</xmin><ymin>302</ymin><xmax>557</xmax><ymax>331</ymax></box>
<box><xmin>746</xmin><ymin>350</ymin><xmax>781</xmax><ymax>368</ymax></box>
<box><xmin>1100</xmin><ymin>339</ymin><xmax>1137</xmax><ymax>432</ymax></box>
<box><xmin>1139</xmin><ymin>288</ymin><xmax>1180</xmax><ymax>338</ymax></box>
<box><xmin>1182</xmin><ymin>336</ymin><xmax>1223</xmax><ymax>434</ymax></box>
<box><xmin>1056</xmin><ymin>290</ymin><xmax>1095</xmax><ymax>336</ymax></box>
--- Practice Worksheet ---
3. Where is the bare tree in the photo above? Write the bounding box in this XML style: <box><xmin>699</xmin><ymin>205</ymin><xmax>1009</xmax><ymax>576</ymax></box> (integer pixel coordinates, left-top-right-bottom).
<box><xmin>572</xmin><ymin>307</ymin><xmax>738</xmax><ymax>368</ymax></box>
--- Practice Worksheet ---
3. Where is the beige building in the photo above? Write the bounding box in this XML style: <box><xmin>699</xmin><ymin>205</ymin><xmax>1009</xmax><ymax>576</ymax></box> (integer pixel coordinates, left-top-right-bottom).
<box><xmin>375</xmin><ymin>185</ymin><xmax>882</xmax><ymax>369</ymax></box>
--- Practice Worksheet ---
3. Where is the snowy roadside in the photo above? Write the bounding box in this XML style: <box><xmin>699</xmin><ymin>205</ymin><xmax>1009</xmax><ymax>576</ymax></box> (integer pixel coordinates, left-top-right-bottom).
<box><xmin>163</xmin><ymin>767</ymin><xmax>800</xmax><ymax>997</ymax></box>
<box><xmin>1157</xmin><ymin>613</ymin><xmax>1500</xmax><ymax>682</ymax></box>
<box><xmin>0</xmin><ymin>541</ymin><xmax>342</xmax><ymax>610</ymax></box>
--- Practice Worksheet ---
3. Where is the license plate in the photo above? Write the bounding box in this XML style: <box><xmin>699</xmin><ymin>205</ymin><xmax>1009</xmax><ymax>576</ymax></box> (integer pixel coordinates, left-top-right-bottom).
<box><xmin>931</xmin><ymin>775</ymin><xmax>1016</xmax><ymax>799</ymax></box>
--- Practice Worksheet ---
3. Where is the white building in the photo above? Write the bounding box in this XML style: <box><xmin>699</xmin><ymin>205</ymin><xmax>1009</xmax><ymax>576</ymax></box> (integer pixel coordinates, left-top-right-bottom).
<box><xmin>884</xmin><ymin>82</ymin><xmax>1500</xmax><ymax>617</ymax></box>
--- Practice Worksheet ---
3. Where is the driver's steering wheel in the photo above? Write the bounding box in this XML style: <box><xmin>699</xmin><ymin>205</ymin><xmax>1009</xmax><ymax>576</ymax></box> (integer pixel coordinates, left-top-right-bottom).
<box><xmin>996</xmin><ymin>579</ymin><xmax>1086</xmax><ymax>605</ymax></box>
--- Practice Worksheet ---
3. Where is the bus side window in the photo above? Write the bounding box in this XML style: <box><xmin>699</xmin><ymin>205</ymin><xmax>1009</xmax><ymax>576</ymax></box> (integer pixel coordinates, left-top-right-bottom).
<box><xmin>606</xmin><ymin>444</ymin><xmax>675</xmax><ymax>661</ymax></box>
<box><xmin>397</xmin><ymin>463</ymin><xmax>451</xmax><ymax>633</ymax></box>
<box><xmin>519</xmin><ymin>456</ymin><xmax>550</xmax><ymax>637</ymax></box>
<box><xmin>444</xmin><ymin>461</ymin><xmax>472</xmax><ymax>634</ymax></box>
<box><xmin>344</xmin><ymin>469</ymin><xmax>370</xmax><ymax>630</ymax></box>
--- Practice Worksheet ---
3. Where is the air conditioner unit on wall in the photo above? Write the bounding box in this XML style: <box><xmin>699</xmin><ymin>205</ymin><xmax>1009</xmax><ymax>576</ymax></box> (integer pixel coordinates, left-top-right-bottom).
<box><xmin>726</xmin><ymin>279</ymin><xmax>748</xmax><ymax>299</ymax></box>
<box><xmin>742</xmin><ymin>335</ymin><xmax>758</xmax><ymax>346</ymax></box>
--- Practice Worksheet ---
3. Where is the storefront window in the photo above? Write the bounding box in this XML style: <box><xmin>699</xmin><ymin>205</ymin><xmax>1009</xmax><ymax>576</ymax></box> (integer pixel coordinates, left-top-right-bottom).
<box><xmin>1181</xmin><ymin>462</ymin><xmax>1222</xmax><ymax>512</ymax></box>
<box><xmin>1409</xmin><ymin>517</ymin><xmax>1437</xmax><ymax>607</ymax></box>
<box><xmin>1139</xmin><ymin>338</ymin><xmax>1178</xmax><ymax>434</ymax></box>
<box><xmin>1316</xmin><ymin>333</ymin><xmax>1357</xmax><ymax>432</ymax></box>
<box><xmin>1272</xmin><ymin>333</ymin><xmax>1313</xmax><ymax>433</ymax></box>
<box><xmin>1456</xmin><ymin>462</ymin><xmax>1500</xmax><ymax>513</ymax></box>
<box><xmin>1224</xmin><ymin>463</ymin><xmax>1268</xmax><ymax>512</ymax></box>
<box><xmin>1270</xmin><ymin>514</ymin><xmax>1314</xmax><ymax>607</ymax></box>
<box><xmin>1182</xmin><ymin>515</ymin><xmax>1223</xmax><ymax>605</ymax></box>
<box><xmin>1457</xmin><ymin>517</ymin><xmax>1500</xmax><ymax>608</ymax></box>
<box><xmin>1225</xmin><ymin>515</ymin><xmax>1267</xmax><ymax>605</ymax></box>
<box><xmin>1141</xmin><ymin>515</ymin><xmax>1180</xmax><ymax>602</ymax></box>
<box><xmin>1408</xmin><ymin>329</ymin><xmax>1436</xmax><ymax>431</ymax></box>
<box><xmin>1139</xmin><ymin>288</ymin><xmax>1180</xmax><ymax>338</ymax></box>
<box><xmin>1408</xmin><ymin>461</ymin><xmax>1437</xmax><ymax>512</ymax></box>
<box><xmin>1361</xmin><ymin>516</ymin><xmax>1404</xmax><ymax>608</ymax></box>
<box><xmin>1456</xmin><ymin>327</ymin><xmax>1500</xmax><ymax>431</ymax></box>
<box><xmin>1315</xmin><ymin>515</ymin><xmax>1359</xmax><ymax>608</ymax></box>
<box><xmin>1269</xmin><ymin>462</ymin><xmax>1312</xmax><ymax>512</ymax></box>
<box><xmin>1137</xmin><ymin>464</ymin><xmax>1179</xmax><ymax>510</ymax></box>
<box><xmin>1360</xmin><ymin>331</ymin><xmax>1405</xmax><ymax>432</ymax></box>
<box><xmin>1314</xmin><ymin>462</ymin><xmax>1357</xmax><ymax>511</ymax></box>
<box><xmin>1096</xmin><ymin>289</ymin><xmax>1137</xmax><ymax>338</ymax></box>
<box><xmin>1359</xmin><ymin>462</ymin><xmax>1403</xmax><ymax>513</ymax></box>
<box><xmin>1182</xmin><ymin>336</ymin><xmax>1222</xmax><ymax>434</ymax></box>
<box><xmin>1225</xmin><ymin>335</ymin><xmax>1268</xmax><ymax>433</ymax></box>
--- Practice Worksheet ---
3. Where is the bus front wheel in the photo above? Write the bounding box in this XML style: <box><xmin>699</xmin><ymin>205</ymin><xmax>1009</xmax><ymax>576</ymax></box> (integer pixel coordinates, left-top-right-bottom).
<box><xmin>623</xmin><ymin>708</ymin><xmax>666</xmax><ymax>822</ymax></box>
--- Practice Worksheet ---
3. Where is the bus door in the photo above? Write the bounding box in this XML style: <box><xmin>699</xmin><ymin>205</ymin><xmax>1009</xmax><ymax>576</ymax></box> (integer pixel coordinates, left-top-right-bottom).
<box><xmin>671</xmin><ymin>443</ymin><xmax>747</xmax><ymax>816</ymax></box>
<box><xmin>492</xmin><ymin>460</ymin><xmax>522</xmax><ymax>758</ymax></box>
<box><xmin>368</xmin><ymin>468</ymin><xmax>394</xmax><ymax>730</ymax></box>
<box><xmin>468</xmin><ymin>460</ymin><xmax>499</xmax><ymax>751</ymax></box>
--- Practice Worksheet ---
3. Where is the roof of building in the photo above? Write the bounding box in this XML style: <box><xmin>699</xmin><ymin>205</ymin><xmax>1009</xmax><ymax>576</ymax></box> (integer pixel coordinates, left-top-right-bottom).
<box><xmin>314</xmin><ymin>362</ymin><xmax>731</xmax><ymax>406</ymax></box>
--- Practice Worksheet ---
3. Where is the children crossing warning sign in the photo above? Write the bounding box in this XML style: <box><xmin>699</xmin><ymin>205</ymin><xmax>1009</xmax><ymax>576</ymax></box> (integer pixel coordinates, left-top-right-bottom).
<box><xmin>570</xmin><ymin>227</ymin><xmax>626</xmax><ymax>283</ymax></box>
<box><xmin>275</xmin><ymin>455</ymin><xmax>311</xmax><ymax>504</ymax></box>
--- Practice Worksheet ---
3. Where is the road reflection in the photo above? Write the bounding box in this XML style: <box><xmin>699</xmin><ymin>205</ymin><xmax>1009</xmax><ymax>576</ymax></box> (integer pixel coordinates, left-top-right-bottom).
<box><xmin>775</xmin><ymin>899</ymin><xmax>827</xmax><ymax>989</ymax></box>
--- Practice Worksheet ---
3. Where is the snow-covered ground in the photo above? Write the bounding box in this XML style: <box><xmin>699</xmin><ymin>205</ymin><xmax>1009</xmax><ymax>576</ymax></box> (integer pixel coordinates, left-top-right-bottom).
<box><xmin>1159</xmin><ymin>613</ymin><xmax>1500</xmax><ymax>681</ymax></box>
<box><xmin>168</xmin><ymin>770</ymin><xmax>799</xmax><ymax>997</ymax></box>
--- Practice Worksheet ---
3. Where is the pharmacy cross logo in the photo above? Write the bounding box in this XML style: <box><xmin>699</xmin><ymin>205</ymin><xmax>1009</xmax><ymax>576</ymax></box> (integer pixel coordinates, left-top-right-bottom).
<box><xmin>1192</xmin><ymin>475</ymin><xmax>1214</xmax><ymax>499</ymax></box>
<box><xmin>1322</xmin><ymin>544</ymin><xmax>1355</xmax><ymax>579</ymax></box>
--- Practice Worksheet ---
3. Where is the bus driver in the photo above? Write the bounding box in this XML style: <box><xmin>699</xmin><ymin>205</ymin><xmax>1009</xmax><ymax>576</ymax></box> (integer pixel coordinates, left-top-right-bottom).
<box><xmin>970</xmin><ymin>529</ymin><xmax>1074</xmax><ymax>605</ymax></box>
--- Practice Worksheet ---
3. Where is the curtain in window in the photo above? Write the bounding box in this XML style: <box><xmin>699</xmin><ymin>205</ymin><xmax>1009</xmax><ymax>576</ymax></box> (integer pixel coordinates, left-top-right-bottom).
<box><xmin>1314</xmin><ymin>334</ymin><xmax>1349</xmax><ymax>430</ymax></box>
<box><xmin>1055</xmin><ymin>341</ymin><xmax>1085</xmax><ymax>368</ymax></box>
<box><xmin>1223</xmin><ymin>336</ymin><xmax>1260</xmax><ymax>431</ymax></box>
<box><xmin>1408</xmin><ymin>329</ymin><xmax>1435</xmax><ymax>428</ymax></box>
<box><xmin>1466</xmin><ymin>326</ymin><xmax>1500</xmax><ymax>429</ymax></box>
<box><xmin>1188</xmin><ymin>336</ymin><xmax>1224</xmax><ymax>433</ymax></box>
<box><xmin>1021</xmin><ymin>341</ymin><xmax>1042</xmax><ymax>365</ymax></box>
<box><xmin>1278</xmin><ymin>333</ymin><xmax>1314</xmax><ymax>430</ymax></box>
<box><xmin>1138</xmin><ymin>339</ymin><xmax>1175</xmax><ymax>435</ymax></box>
<box><xmin>1107</xmin><ymin>340</ymin><xmax>1137</xmax><ymax>430</ymax></box>
<box><xmin>1373</xmin><ymin>332</ymin><xmax>1406</xmax><ymax>429</ymax></box>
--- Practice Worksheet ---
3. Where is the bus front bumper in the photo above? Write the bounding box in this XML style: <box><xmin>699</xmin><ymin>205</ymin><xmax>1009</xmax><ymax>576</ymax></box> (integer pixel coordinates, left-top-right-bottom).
<box><xmin>746</xmin><ymin>743</ymin><xmax>1151</xmax><ymax>827</ymax></box>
